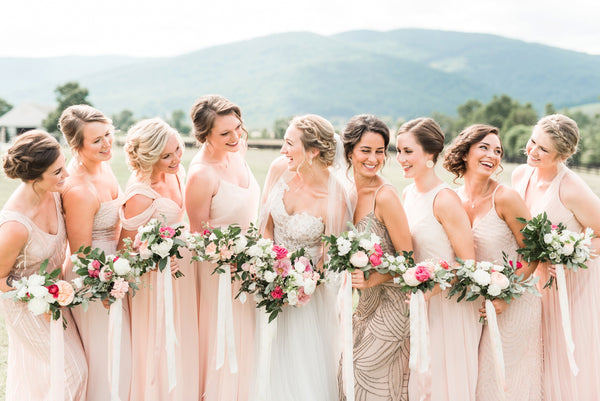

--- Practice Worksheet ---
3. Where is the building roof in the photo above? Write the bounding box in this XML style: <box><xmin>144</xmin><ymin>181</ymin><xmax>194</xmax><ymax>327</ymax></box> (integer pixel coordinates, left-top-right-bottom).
<box><xmin>0</xmin><ymin>102</ymin><xmax>54</xmax><ymax>128</ymax></box>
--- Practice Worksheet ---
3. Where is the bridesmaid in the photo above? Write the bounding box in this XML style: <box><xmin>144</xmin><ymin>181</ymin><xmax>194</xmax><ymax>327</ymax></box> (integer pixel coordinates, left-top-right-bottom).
<box><xmin>119</xmin><ymin>118</ymin><xmax>199</xmax><ymax>401</ymax></box>
<box><xmin>59</xmin><ymin>105</ymin><xmax>132</xmax><ymax>401</ymax></box>
<box><xmin>512</xmin><ymin>114</ymin><xmax>600</xmax><ymax>400</ymax></box>
<box><xmin>0</xmin><ymin>131</ymin><xmax>88</xmax><ymax>400</ymax></box>
<box><xmin>444</xmin><ymin>124</ymin><xmax>542</xmax><ymax>400</ymax></box>
<box><xmin>186</xmin><ymin>95</ymin><xmax>260</xmax><ymax>401</ymax></box>
<box><xmin>340</xmin><ymin>114</ymin><xmax>412</xmax><ymax>401</ymax></box>
<box><xmin>396</xmin><ymin>117</ymin><xmax>479</xmax><ymax>401</ymax></box>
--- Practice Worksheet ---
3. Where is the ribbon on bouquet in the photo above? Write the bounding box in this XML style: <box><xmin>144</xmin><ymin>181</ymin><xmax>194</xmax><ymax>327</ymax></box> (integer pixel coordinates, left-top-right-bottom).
<box><xmin>161</xmin><ymin>259</ymin><xmax>179</xmax><ymax>392</ymax></box>
<box><xmin>255</xmin><ymin>311</ymin><xmax>278</xmax><ymax>400</ymax></box>
<box><xmin>216</xmin><ymin>263</ymin><xmax>238</xmax><ymax>373</ymax></box>
<box><xmin>338</xmin><ymin>271</ymin><xmax>355</xmax><ymax>401</ymax></box>
<box><xmin>50</xmin><ymin>312</ymin><xmax>65</xmax><ymax>401</ymax></box>
<box><xmin>484</xmin><ymin>299</ymin><xmax>506</xmax><ymax>399</ymax></box>
<box><xmin>555</xmin><ymin>263</ymin><xmax>579</xmax><ymax>376</ymax></box>
<box><xmin>408</xmin><ymin>290</ymin><xmax>430</xmax><ymax>373</ymax></box>
<box><xmin>108</xmin><ymin>299</ymin><xmax>123</xmax><ymax>401</ymax></box>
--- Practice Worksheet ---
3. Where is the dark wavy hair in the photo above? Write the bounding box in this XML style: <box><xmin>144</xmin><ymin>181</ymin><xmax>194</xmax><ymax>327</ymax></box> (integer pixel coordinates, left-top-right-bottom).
<box><xmin>342</xmin><ymin>114</ymin><xmax>390</xmax><ymax>169</ymax></box>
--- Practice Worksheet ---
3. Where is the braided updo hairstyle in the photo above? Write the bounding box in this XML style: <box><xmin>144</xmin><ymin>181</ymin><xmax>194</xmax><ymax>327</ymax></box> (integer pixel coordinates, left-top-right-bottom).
<box><xmin>190</xmin><ymin>95</ymin><xmax>246</xmax><ymax>144</ymax></box>
<box><xmin>2</xmin><ymin>130</ymin><xmax>62</xmax><ymax>182</ymax></box>
<box><xmin>124</xmin><ymin>118</ymin><xmax>184</xmax><ymax>182</ymax></box>
<box><xmin>291</xmin><ymin>114</ymin><xmax>337</xmax><ymax>167</ymax></box>
<box><xmin>397</xmin><ymin>117</ymin><xmax>445</xmax><ymax>163</ymax></box>
<box><xmin>535</xmin><ymin>114</ymin><xmax>579</xmax><ymax>159</ymax></box>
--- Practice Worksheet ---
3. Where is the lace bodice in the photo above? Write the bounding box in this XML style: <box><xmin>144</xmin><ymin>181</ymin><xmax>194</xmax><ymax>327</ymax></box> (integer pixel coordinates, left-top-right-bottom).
<box><xmin>270</xmin><ymin>179</ymin><xmax>325</xmax><ymax>263</ymax></box>
<box><xmin>0</xmin><ymin>192</ymin><xmax>66</xmax><ymax>282</ymax></box>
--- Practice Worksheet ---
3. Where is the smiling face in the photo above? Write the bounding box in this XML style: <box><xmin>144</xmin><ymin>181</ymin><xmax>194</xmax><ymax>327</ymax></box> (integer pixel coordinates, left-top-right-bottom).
<box><xmin>395</xmin><ymin>132</ymin><xmax>433</xmax><ymax>179</ymax></box>
<box><xmin>37</xmin><ymin>152</ymin><xmax>69</xmax><ymax>192</ymax></box>
<box><xmin>77</xmin><ymin>121</ymin><xmax>114</xmax><ymax>162</ymax></box>
<box><xmin>153</xmin><ymin>134</ymin><xmax>182</xmax><ymax>175</ymax></box>
<box><xmin>206</xmin><ymin>113</ymin><xmax>244</xmax><ymax>152</ymax></box>
<box><xmin>464</xmin><ymin>133</ymin><xmax>502</xmax><ymax>177</ymax></box>
<box><xmin>350</xmin><ymin>131</ymin><xmax>386</xmax><ymax>178</ymax></box>
<box><xmin>281</xmin><ymin>124</ymin><xmax>310</xmax><ymax>171</ymax></box>
<box><xmin>526</xmin><ymin>125</ymin><xmax>562</xmax><ymax>168</ymax></box>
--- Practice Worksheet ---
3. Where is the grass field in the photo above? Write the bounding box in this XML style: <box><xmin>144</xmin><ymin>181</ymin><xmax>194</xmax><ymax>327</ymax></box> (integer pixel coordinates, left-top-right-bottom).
<box><xmin>1</xmin><ymin>145</ymin><xmax>600</xmax><ymax>398</ymax></box>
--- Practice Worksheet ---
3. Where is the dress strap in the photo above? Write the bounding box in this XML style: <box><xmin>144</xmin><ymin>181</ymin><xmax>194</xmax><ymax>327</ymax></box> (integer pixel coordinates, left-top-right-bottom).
<box><xmin>490</xmin><ymin>183</ymin><xmax>501</xmax><ymax>211</ymax></box>
<box><xmin>371</xmin><ymin>183</ymin><xmax>394</xmax><ymax>212</ymax></box>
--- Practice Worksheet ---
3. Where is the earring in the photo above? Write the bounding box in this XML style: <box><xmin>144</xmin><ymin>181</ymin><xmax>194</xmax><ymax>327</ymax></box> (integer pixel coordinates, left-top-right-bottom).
<box><xmin>308</xmin><ymin>158</ymin><xmax>313</xmax><ymax>166</ymax></box>
<box><xmin>426</xmin><ymin>160</ymin><xmax>434</xmax><ymax>169</ymax></box>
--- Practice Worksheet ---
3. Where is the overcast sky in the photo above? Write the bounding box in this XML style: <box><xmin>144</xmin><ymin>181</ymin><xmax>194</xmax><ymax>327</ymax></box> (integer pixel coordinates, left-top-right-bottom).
<box><xmin>1</xmin><ymin>0</ymin><xmax>599</xmax><ymax>57</ymax></box>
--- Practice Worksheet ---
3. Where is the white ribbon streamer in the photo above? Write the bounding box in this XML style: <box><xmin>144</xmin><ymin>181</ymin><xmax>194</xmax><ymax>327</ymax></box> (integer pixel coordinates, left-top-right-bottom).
<box><xmin>108</xmin><ymin>299</ymin><xmax>123</xmax><ymax>401</ymax></box>
<box><xmin>409</xmin><ymin>290</ymin><xmax>430</xmax><ymax>373</ymax></box>
<box><xmin>339</xmin><ymin>271</ymin><xmax>355</xmax><ymax>401</ymax></box>
<box><xmin>555</xmin><ymin>263</ymin><xmax>579</xmax><ymax>376</ymax></box>
<box><xmin>50</xmin><ymin>313</ymin><xmax>65</xmax><ymax>401</ymax></box>
<box><xmin>255</xmin><ymin>310</ymin><xmax>277</xmax><ymax>400</ymax></box>
<box><xmin>485</xmin><ymin>299</ymin><xmax>506</xmax><ymax>399</ymax></box>
<box><xmin>163</xmin><ymin>259</ymin><xmax>179</xmax><ymax>391</ymax></box>
<box><xmin>216</xmin><ymin>263</ymin><xmax>238</xmax><ymax>373</ymax></box>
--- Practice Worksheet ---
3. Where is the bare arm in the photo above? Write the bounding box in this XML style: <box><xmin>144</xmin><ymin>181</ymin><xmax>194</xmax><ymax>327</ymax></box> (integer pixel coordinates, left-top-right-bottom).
<box><xmin>62</xmin><ymin>185</ymin><xmax>99</xmax><ymax>254</ymax></box>
<box><xmin>185</xmin><ymin>163</ymin><xmax>218</xmax><ymax>233</ymax></box>
<box><xmin>0</xmin><ymin>222</ymin><xmax>28</xmax><ymax>292</ymax></box>
<box><xmin>434</xmin><ymin>188</ymin><xmax>476</xmax><ymax>261</ymax></box>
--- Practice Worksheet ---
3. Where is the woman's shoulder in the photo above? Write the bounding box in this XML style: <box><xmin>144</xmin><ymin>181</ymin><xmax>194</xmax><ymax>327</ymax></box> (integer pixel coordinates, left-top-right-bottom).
<box><xmin>511</xmin><ymin>163</ymin><xmax>531</xmax><ymax>184</ymax></box>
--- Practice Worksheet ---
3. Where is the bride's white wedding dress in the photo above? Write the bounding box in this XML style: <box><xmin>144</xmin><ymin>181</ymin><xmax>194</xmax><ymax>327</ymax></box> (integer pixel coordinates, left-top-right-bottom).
<box><xmin>260</xmin><ymin>179</ymin><xmax>342</xmax><ymax>401</ymax></box>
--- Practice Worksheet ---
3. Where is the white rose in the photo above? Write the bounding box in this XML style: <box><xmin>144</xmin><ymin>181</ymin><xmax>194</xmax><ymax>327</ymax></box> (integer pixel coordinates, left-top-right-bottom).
<box><xmin>492</xmin><ymin>263</ymin><xmax>504</xmax><ymax>272</ymax></box>
<box><xmin>462</xmin><ymin>259</ymin><xmax>476</xmax><ymax>270</ymax></box>
<box><xmin>472</xmin><ymin>269</ymin><xmax>491</xmax><ymax>286</ymax></box>
<box><xmin>359</xmin><ymin>238</ymin><xmax>373</xmax><ymax>251</ymax></box>
<box><xmin>287</xmin><ymin>290</ymin><xmax>298</xmax><ymax>306</ymax></box>
<box><xmin>233</xmin><ymin>236</ymin><xmax>248</xmax><ymax>254</ymax></box>
<box><xmin>72</xmin><ymin>277</ymin><xmax>84</xmax><ymax>289</ymax></box>
<box><xmin>478</xmin><ymin>261</ymin><xmax>493</xmax><ymax>271</ymax></box>
<box><xmin>487</xmin><ymin>284</ymin><xmax>501</xmax><ymax>297</ymax></box>
<box><xmin>490</xmin><ymin>271</ymin><xmax>510</xmax><ymax>290</ymax></box>
<box><xmin>561</xmin><ymin>243</ymin><xmax>574</xmax><ymax>256</ymax></box>
<box><xmin>151</xmin><ymin>238</ymin><xmax>173</xmax><ymax>258</ymax></box>
<box><xmin>264</xmin><ymin>271</ymin><xmax>277</xmax><ymax>283</ymax></box>
<box><xmin>27</xmin><ymin>274</ymin><xmax>45</xmax><ymax>287</ymax></box>
<box><xmin>27</xmin><ymin>296</ymin><xmax>50</xmax><ymax>315</ymax></box>
<box><xmin>246</xmin><ymin>244</ymin><xmax>261</xmax><ymax>257</ymax></box>
<box><xmin>543</xmin><ymin>233</ymin><xmax>554</xmax><ymax>244</ymax></box>
<box><xmin>349</xmin><ymin>251</ymin><xmax>369</xmax><ymax>268</ymax></box>
<box><xmin>303</xmin><ymin>279</ymin><xmax>317</xmax><ymax>295</ymax></box>
<box><xmin>208</xmin><ymin>233</ymin><xmax>217</xmax><ymax>241</ymax></box>
<box><xmin>402</xmin><ymin>267</ymin><xmax>420</xmax><ymax>287</ymax></box>
<box><xmin>336</xmin><ymin>238</ymin><xmax>352</xmax><ymax>256</ymax></box>
<box><xmin>139</xmin><ymin>246</ymin><xmax>153</xmax><ymax>259</ymax></box>
<box><xmin>248</xmin><ymin>283</ymin><xmax>256</xmax><ymax>292</ymax></box>
<box><xmin>113</xmin><ymin>258</ymin><xmax>132</xmax><ymax>275</ymax></box>
<box><xmin>28</xmin><ymin>284</ymin><xmax>49</xmax><ymax>298</ymax></box>
<box><xmin>370</xmin><ymin>233</ymin><xmax>381</xmax><ymax>244</ymax></box>
<box><xmin>347</xmin><ymin>231</ymin><xmax>356</xmax><ymax>240</ymax></box>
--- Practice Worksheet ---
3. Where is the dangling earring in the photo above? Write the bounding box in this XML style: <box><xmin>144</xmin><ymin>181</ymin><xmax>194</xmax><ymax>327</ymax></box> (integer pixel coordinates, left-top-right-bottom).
<box><xmin>426</xmin><ymin>160</ymin><xmax>434</xmax><ymax>169</ymax></box>
<box><xmin>308</xmin><ymin>157</ymin><xmax>313</xmax><ymax>166</ymax></box>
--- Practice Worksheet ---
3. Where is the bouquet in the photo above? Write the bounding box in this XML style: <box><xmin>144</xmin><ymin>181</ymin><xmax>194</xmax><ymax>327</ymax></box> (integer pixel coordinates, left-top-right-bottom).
<box><xmin>238</xmin><ymin>243</ymin><xmax>322</xmax><ymax>323</ymax></box>
<box><xmin>517</xmin><ymin>212</ymin><xmax>594</xmax><ymax>288</ymax></box>
<box><xmin>70</xmin><ymin>246</ymin><xmax>139</xmax><ymax>305</ymax></box>
<box><xmin>3</xmin><ymin>259</ymin><xmax>86</xmax><ymax>324</ymax></box>
<box><xmin>378</xmin><ymin>253</ymin><xmax>455</xmax><ymax>293</ymax></box>
<box><xmin>322</xmin><ymin>224</ymin><xmax>384</xmax><ymax>278</ymax></box>
<box><xmin>125</xmin><ymin>216</ymin><xmax>187</xmax><ymax>277</ymax></box>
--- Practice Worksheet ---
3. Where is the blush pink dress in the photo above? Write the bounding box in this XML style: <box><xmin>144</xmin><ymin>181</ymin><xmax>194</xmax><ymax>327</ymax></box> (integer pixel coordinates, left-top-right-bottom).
<box><xmin>516</xmin><ymin>165</ymin><xmax>600</xmax><ymax>400</ymax></box>
<box><xmin>197</xmin><ymin>164</ymin><xmax>260</xmax><ymax>401</ymax></box>
<box><xmin>469</xmin><ymin>185</ymin><xmax>542</xmax><ymax>400</ymax></box>
<box><xmin>119</xmin><ymin>170</ymin><xmax>199</xmax><ymax>401</ymax></box>
<box><xmin>404</xmin><ymin>183</ymin><xmax>481</xmax><ymax>401</ymax></box>
<box><xmin>63</xmin><ymin>187</ymin><xmax>132</xmax><ymax>401</ymax></box>
<box><xmin>0</xmin><ymin>193</ymin><xmax>88</xmax><ymax>401</ymax></box>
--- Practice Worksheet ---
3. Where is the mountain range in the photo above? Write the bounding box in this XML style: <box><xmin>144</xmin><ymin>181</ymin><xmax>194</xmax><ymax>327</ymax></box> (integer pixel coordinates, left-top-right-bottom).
<box><xmin>2</xmin><ymin>29</ymin><xmax>600</xmax><ymax>129</ymax></box>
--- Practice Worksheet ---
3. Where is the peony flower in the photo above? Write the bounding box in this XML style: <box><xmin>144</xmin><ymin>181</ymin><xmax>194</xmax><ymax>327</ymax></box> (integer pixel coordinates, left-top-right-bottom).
<box><xmin>274</xmin><ymin>259</ymin><xmax>292</xmax><ymax>278</ymax></box>
<box><xmin>490</xmin><ymin>271</ymin><xmax>510</xmax><ymax>290</ymax></box>
<box><xmin>303</xmin><ymin>278</ymin><xmax>317</xmax><ymax>295</ymax></box>
<box><xmin>472</xmin><ymin>269</ymin><xmax>492</xmax><ymax>286</ymax></box>
<box><xmin>561</xmin><ymin>243</ymin><xmax>574</xmax><ymax>256</ymax></box>
<box><xmin>350</xmin><ymin>251</ymin><xmax>369</xmax><ymax>268</ymax></box>
<box><xmin>369</xmin><ymin>253</ymin><xmax>382</xmax><ymax>267</ymax></box>
<box><xmin>110</xmin><ymin>278</ymin><xmax>129</xmax><ymax>299</ymax></box>
<box><xmin>46</xmin><ymin>284</ymin><xmax>59</xmax><ymax>299</ymax></box>
<box><xmin>402</xmin><ymin>267</ymin><xmax>420</xmax><ymax>287</ymax></box>
<box><xmin>336</xmin><ymin>238</ymin><xmax>352</xmax><ymax>256</ymax></box>
<box><xmin>287</xmin><ymin>290</ymin><xmax>298</xmax><ymax>306</ymax></box>
<box><xmin>99</xmin><ymin>266</ymin><xmax>113</xmax><ymax>283</ymax></box>
<box><xmin>487</xmin><ymin>284</ymin><xmax>501</xmax><ymax>297</ymax></box>
<box><xmin>27</xmin><ymin>296</ymin><xmax>49</xmax><ymax>315</ymax></box>
<box><xmin>151</xmin><ymin>238</ymin><xmax>173</xmax><ymax>258</ymax></box>
<box><xmin>271</xmin><ymin>286</ymin><xmax>283</xmax><ymax>299</ymax></box>
<box><xmin>55</xmin><ymin>280</ymin><xmax>75</xmax><ymax>306</ymax></box>
<box><xmin>294</xmin><ymin>256</ymin><xmax>311</xmax><ymax>273</ymax></box>
<box><xmin>112</xmin><ymin>258</ymin><xmax>132</xmax><ymax>275</ymax></box>
<box><xmin>272</xmin><ymin>245</ymin><xmax>288</xmax><ymax>260</ymax></box>
<box><xmin>297</xmin><ymin>287</ymin><xmax>311</xmax><ymax>305</ymax></box>
<box><xmin>159</xmin><ymin>226</ymin><xmax>176</xmax><ymax>239</ymax></box>
<box><xmin>414</xmin><ymin>264</ymin><xmax>432</xmax><ymax>282</ymax></box>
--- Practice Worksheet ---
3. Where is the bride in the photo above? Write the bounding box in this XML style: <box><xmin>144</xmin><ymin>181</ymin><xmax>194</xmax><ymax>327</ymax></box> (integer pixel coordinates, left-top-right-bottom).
<box><xmin>256</xmin><ymin>114</ymin><xmax>354</xmax><ymax>401</ymax></box>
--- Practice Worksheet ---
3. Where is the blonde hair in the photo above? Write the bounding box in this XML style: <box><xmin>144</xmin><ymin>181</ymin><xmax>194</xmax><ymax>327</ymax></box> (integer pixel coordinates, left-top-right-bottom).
<box><xmin>536</xmin><ymin>114</ymin><xmax>579</xmax><ymax>159</ymax></box>
<box><xmin>124</xmin><ymin>118</ymin><xmax>184</xmax><ymax>182</ymax></box>
<box><xmin>291</xmin><ymin>114</ymin><xmax>336</xmax><ymax>167</ymax></box>
<box><xmin>190</xmin><ymin>95</ymin><xmax>246</xmax><ymax>144</ymax></box>
<box><xmin>58</xmin><ymin>105</ymin><xmax>113</xmax><ymax>154</ymax></box>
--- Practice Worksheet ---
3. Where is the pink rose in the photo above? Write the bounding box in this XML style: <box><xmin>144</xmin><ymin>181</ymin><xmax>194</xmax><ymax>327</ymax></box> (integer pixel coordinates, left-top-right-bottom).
<box><xmin>241</xmin><ymin>263</ymin><xmax>251</xmax><ymax>272</ymax></box>
<box><xmin>274</xmin><ymin>259</ymin><xmax>292</xmax><ymax>277</ymax></box>
<box><xmin>88</xmin><ymin>269</ymin><xmax>100</xmax><ymax>278</ymax></box>
<box><xmin>205</xmin><ymin>242</ymin><xmax>217</xmax><ymax>256</ymax></box>
<box><xmin>202</xmin><ymin>229</ymin><xmax>211</xmax><ymax>236</ymax></box>
<box><xmin>350</xmin><ymin>251</ymin><xmax>369</xmax><ymax>268</ymax></box>
<box><xmin>99</xmin><ymin>266</ymin><xmax>113</xmax><ymax>283</ymax></box>
<box><xmin>271</xmin><ymin>286</ymin><xmax>283</xmax><ymax>299</ymax></box>
<box><xmin>439</xmin><ymin>259</ymin><xmax>450</xmax><ymax>270</ymax></box>
<box><xmin>110</xmin><ymin>278</ymin><xmax>129</xmax><ymax>299</ymax></box>
<box><xmin>219</xmin><ymin>245</ymin><xmax>233</xmax><ymax>260</ymax></box>
<box><xmin>373</xmin><ymin>243</ymin><xmax>383</xmax><ymax>257</ymax></box>
<box><xmin>159</xmin><ymin>226</ymin><xmax>176</xmax><ymax>239</ymax></box>
<box><xmin>369</xmin><ymin>253</ymin><xmax>382</xmax><ymax>267</ymax></box>
<box><xmin>415</xmin><ymin>264</ymin><xmax>432</xmax><ymax>283</ymax></box>
<box><xmin>273</xmin><ymin>245</ymin><xmax>289</xmax><ymax>260</ymax></box>
<box><xmin>297</xmin><ymin>287</ymin><xmax>311</xmax><ymax>305</ymax></box>
<box><xmin>551</xmin><ymin>224</ymin><xmax>558</xmax><ymax>230</ymax></box>
<box><xmin>56</xmin><ymin>280</ymin><xmax>75</xmax><ymax>306</ymax></box>
<box><xmin>47</xmin><ymin>284</ymin><xmax>59</xmax><ymax>299</ymax></box>
<box><xmin>91</xmin><ymin>260</ymin><xmax>101</xmax><ymax>270</ymax></box>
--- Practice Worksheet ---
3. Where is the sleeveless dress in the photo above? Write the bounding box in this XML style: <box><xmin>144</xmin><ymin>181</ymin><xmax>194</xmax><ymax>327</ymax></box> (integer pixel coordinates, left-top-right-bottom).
<box><xmin>343</xmin><ymin>184</ymin><xmax>410</xmax><ymax>401</ymax></box>
<box><xmin>63</xmin><ymin>187</ymin><xmax>132</xmax><ymax>401</ymax></box>
<box><xmin>516</xmin><ymin>165</ymin><xmax>600</xmax><ymax>400</ymax></box>
<box><xmin>197</xmin><ymin>163</ymin><xmax>260</xmax><ymax>401</ymax></box>
<box><xmin>119</xmin><ymin>170</ymin><xmax>199</xmax><ymax>401</ymax></box>
<box><xmin>258</xmin><ymin>178</ymin><xmax>341</xmax><ymax>401</ymax></box>
<box><xmin>468</xmin><ymin>185</ymin><xmax>542</xmax><ymax>400</ymax></box>
<box><xmin>404</xmin><ymin>183</ymin><xmax>481</xmax><ymax>401</ymax></box>
<box><xmin>0</xmin><ymin>192</ymin><xmax>88</xmax><ymax>401</ymax></box>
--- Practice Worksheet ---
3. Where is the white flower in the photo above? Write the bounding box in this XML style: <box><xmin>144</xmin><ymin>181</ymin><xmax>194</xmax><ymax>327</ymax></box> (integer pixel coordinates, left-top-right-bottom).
<box><xmin>487</xmin><ymin>284</ymin><xmax>501</xmax><ymax>297</ymax></box>
<box><xmin>543</xmin><ymin>233</ymin><xmax>554</xmax><ymax>244</ymax></box>
<box><xmin>561</xmin><ymin>243</ymin><xmax>574</xmax><ymax>256</ymax></box>
<box><xmin>248</xmin><ymin>283</ymin><xmax>256</xmax><ymax>292</ymax></box>
<box><xmin>287</xmin><ymin>290</ymin><xmax>298</xmax><ymax>306</ymax></box>
<box><xmin>490</xmin><ymin>272</ymin><xmax>510</xmax><ymax>290</ymax></box>
<box><xmin>349</xmin><ymin>251</ymin><xmax>369</xmax><ymax>268</ymax></box>
<box><xmin>478</xmin><ymin>261</ymin><xmax>493</xmax><ymax>271</ymax></box>
<box><xmin>113</xmin><ymin>258</ymin><xmax>132</xmax><ymax>275</ymax></box>
<box><xmin>233</xmin><ymin>235</ymin><xmax>248</xmax><ymax>254</ymax></box>
<box><xmin>151</xmin><ymin>238</ymin><xmax>173</xmax><ymax>258</ymax></box>
<box><xmin>28</xmin><ymin>284</ymin><xmax>49</xmax><ymax>298</ymax></box>
<box><xmin>402</xmin><ymin>267</ymin><xmax>420</xmax><ymax>287</ymax></box>
<box><xmin>336</xmin><ymin>238</ymin><xmax>352</xmax><ymax>256</ymax></box>
<box><xmin>347</xmin><ymin>231</ymin><xmax>356</xmax><ymax>240</ymax></box>
<box><xmin>304</xmin><ymin>279</ymin><xmax>317</xmax><ymax>295</ymax></box>
<box><xmin>138</xmin><ymin>222</ymin><xmax>155</xmax><ymax>234</ymax></box>
<box><xmin>370</xmin><ymin>233</ymin><xmax>381</xmax><ymax>244</ymax></box>
<box><xmin>462</xmin><ymin>259</ymin><xmax>476</xmax><ymax>270</ymax></box>
<box><xmin>27</xmin><ymin>274</ymin><xmax>45</xmax><ymax>287</ymax></box>
<box><xmin>27</xmin><ymin>296</ymin><xmax>50</xmax><ymax>315</ymax></box>
<box><xmin>246</xmin><ymin>244</ymin><xmax>262</xmax><ymax>258</ymax></box>
<box><xmin>359</xmin><ymin>238</ymin><xmax>373</xmax><ymax>251</ymax></box>
<box><xmin>492</xmin><ymin>263</ymin><xmax>504</xmax><ymax>272</ymax></box>
<box><xmin>472</xmin><ymin>269</ymin><xmax>491</xmax><ymax>286</ymax></box>
<box><xmin>470</xmin><ymin>284</ymin><xmax>481</xmax><ymax>293</ymax></box>
<box><xmin>99</xmin><ymin>266</ymin><xmax>112</xmax><ymax>283</ymax></box>
<box><xmin>72</xmin><ymin>277</ymin><xmax>84</xmax><ymax>289</ymax></box>
<box><xmin>238</xmin><ymin>292</ymin><xmax>247</xmax><ymax>304</ymax></box>
<box><xmin>208</xmin><ymin>233</ymin><xmax>217</xmax><ymax>241</ymax></box>
<box><xmin>264</xmin><ymin>271</ymin><xmax>277</xmax><ymax>283</ymax></box>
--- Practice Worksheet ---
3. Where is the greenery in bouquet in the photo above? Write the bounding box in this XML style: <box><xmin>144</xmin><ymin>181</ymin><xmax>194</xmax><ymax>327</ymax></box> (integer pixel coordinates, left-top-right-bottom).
<box><xmin>379</xmin><ymin>254</ymin><xmax>454</xmax><ymax>293</ymax></box>
<box><xmin>517</xmin><ymin>212</ymin><xmax>594</xmax><ymax>288</ymax></box>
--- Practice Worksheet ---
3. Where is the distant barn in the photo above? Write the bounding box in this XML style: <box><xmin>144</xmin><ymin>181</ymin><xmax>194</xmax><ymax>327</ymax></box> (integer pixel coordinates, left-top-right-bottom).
<box><xmin>0</xmin><ymin>103</ymin><xmax>54</xmax><ymax>142</ymax></box>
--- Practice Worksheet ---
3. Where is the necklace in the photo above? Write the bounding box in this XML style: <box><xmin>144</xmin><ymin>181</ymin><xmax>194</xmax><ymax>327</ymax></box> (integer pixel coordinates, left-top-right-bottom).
<box><xmin>466</xmin><ymin>181</ymin><xmax>492</xmax><ymax>209</ymax></box>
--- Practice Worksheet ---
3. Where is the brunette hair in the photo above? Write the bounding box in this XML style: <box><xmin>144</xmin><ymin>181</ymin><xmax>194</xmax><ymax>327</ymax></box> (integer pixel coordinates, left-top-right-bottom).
<box><xmin>397</xmin><ymin>117</ymin><xmax>445</xmax><ymax>163</ymax></box>
<box><xmin>2</xmin><ymin>130</ymin><xmax>62</xmax><ymax>181</ymax></box>
<box><xmin>190</xmin><ymin>95</ymin><xmax>246</xmax><ymax>144</ymax></box>
<box><xmin>342</xmin><ymin>114</ymin><xmax>390</xmax><ymax>167</ymax></box>
<box><xmin>444</xmin><ymin>124</ymin><xmax>503</xmax><ymax>179</ymax></box>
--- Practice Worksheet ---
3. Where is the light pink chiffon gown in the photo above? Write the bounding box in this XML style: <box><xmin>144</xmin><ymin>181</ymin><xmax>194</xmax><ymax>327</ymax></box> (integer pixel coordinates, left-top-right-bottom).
<box><xmin>119</xmin><ymin>170</ymin><xmax>199</xmax><ymax>401</ymax></box>
<box><xmin>64</xmin><ymin>187</ymin><xmax>132</xmax><ymax>401</ymax></box>
<box><xmin>0</xmin><ymin>193</ymin><xmax>88</xmax><ymax>401</ymax></box>
<box><xmin>404</xmin><ymin>183</ymin><xmax>481</xmax><ymax>401</ymax></box>
<box><xmin>469</xmin><ymin>185</ymin><xmax>542</xmax><ymax>400</ymax></box>
<box><xmin>516</xmin><ymin>165</ymin><xmax>600</xmax><ymax>400</ymax></box>
<box><xmin>198</xmin><ymin>163</ymin><xmax>260</xmax><ymax>401</ymax></box>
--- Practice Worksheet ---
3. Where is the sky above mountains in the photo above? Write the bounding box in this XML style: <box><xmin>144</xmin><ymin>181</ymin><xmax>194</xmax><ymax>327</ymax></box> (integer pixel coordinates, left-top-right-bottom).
<box><xmin>1</xmin><ymin>0</ymin><xmax>599</xmax><ymax>57</ymax></box>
